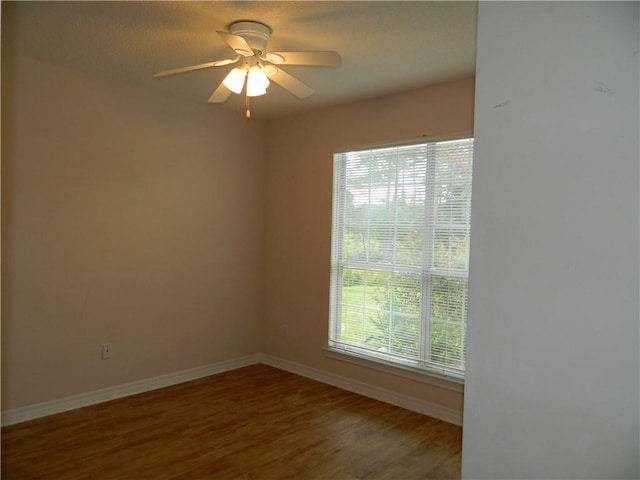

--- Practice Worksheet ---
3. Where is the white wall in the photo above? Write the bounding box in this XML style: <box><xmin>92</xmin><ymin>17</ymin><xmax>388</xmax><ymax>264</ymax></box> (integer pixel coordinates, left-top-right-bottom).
<box><xmin>462</xmin><ymin>2</ymin><xmax>639</xmax><ymax>479</ymax></box>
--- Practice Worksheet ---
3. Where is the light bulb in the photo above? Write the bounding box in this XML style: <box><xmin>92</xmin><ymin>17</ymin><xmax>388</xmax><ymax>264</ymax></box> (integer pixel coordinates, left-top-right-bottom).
<box><xmin>246</xmin><ymin>66</ymin><xmax>270</xmax><ymax>97</ymax></box>
<box><xmin>222</xmin><ymin>68</ymin><xmax>247</xmax><ymax>94</ymax></box>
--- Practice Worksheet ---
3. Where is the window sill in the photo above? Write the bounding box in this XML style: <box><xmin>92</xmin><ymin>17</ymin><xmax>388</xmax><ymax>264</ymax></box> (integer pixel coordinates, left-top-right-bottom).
<box><xmin>323</xmin><ymin>347</ymin><xmax>464</xmax><ymax>393</ymax></box>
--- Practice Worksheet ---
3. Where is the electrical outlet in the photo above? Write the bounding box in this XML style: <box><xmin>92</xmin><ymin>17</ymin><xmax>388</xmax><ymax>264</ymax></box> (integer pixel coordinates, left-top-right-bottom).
<box><xmin>282</xmin><ymin>324</ymin><xmax>288</xmax><ymax>337</ymax></box>
<box><xmin>102</xmin><ymin>343</ymin><xmax>113</xmax><ymax>360</ymax></box>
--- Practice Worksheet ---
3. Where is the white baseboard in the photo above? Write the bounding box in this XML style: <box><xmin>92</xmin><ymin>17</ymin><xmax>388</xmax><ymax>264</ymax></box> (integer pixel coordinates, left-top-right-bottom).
<box><xmin>1</xmin><ymin>354</ymin><xmax>261</xmax><ymax>427</ymax></box>
<box><xmin>258</xmin><ymin>354</ymin><xmax>463</xmax><ymax>426</ymax></box>
<box><xmin>2</xmin><ymin>353</ymin><xmax>462</xmax><ymax>427</ymax></box>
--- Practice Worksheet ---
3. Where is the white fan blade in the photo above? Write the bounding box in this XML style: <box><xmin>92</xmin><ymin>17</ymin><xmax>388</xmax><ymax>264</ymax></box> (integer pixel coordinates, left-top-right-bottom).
<box><xmin>154</xmin><ymin>58</ymin><xmax>239</xmax><ymax>79</ymax></box>
<box><xmin>208</xmin><ymin>83</ymin><xmax>232</xmax><ymax>103</ymax></box>
<box><xmin>217</xmin><ymin>31</ymin><xmax>254</xmax><ymax>56</ymax></box>
<box><xmin>265</xmin><ymin>51</ymin><xmax>341</xmax><ymax>67</ymax></box>
<box><xmin>267</xmin><ymin>68</ymin><xmax>315</xmax><ymax>99</ymax></box>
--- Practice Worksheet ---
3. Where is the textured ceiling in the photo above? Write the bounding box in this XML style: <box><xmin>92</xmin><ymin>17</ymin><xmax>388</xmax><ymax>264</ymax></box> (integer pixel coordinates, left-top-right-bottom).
<box><xmin>2</xmin><ymin>1</ymin><xmax>478</xmax><ymax>119</ymax></box>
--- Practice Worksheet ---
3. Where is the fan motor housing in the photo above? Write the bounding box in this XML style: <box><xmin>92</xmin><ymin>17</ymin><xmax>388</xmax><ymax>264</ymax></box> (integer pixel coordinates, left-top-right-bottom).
<box><xmin>229</xmin><ymin>21</ymin><xmax>272</xmax><ymax>54</ymax></box>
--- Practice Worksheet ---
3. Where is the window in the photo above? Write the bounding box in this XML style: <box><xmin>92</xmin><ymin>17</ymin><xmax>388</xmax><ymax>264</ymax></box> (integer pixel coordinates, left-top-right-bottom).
<box><xmin>328</xmin><ymin>138</ymin><xmax>473</xmax><ymax>380</ymax></box>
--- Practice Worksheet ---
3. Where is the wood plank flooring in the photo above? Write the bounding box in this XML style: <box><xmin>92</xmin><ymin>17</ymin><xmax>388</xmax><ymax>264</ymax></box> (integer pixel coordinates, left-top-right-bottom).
<box><xmin>1</xmin><ymin>364</ymin><xmax>462</xmax><ymax>479</ymax></box>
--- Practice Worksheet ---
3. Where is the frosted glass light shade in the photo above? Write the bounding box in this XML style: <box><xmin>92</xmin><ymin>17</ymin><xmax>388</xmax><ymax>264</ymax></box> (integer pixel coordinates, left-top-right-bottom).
<box><xmin>223</xmin><ymin>68</ymin><xmax>247</xmax><ymax>94</ymax></box>
<box><xmin>246</xmin><ymin>66</ymin><xmax>270</xmax><ymax>97</ymax></box>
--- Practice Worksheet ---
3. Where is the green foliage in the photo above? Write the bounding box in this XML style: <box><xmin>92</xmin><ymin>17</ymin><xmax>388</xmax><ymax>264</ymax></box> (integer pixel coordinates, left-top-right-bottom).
<box><xmin>430</xmin><ymin>322</ymin><xmax>465</xmax><ymax>369</ymax></box>
<box><xmin>354</xmin><ymin>272</ymin><xmax>419</xmax><ymax>357</ymax></box>
<box><xmin>429</xmin><ymin>277</ymin><xmax>468</xmax><ymax>368</ymax></box>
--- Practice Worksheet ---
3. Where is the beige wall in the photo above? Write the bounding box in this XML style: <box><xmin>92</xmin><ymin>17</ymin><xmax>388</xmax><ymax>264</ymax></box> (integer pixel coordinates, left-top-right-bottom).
<box><xmin>1</xmin><ymin>51</ymin><xmax>474</xmax><ymax>418</ymax></box>
<box><xmin>264</xmin><ymin>78</ymin><xmax>475</xmax><ymax>415</ymax></box>
<box><xmin>1</xmin><ymin>56</ymin><xmax>266</xmax><ymax>410</ymax></box>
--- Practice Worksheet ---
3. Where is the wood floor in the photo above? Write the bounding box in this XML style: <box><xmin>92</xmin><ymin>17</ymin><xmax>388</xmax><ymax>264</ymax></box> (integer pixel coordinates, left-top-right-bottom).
<box><xmin>1</xmin><ymin>364</ymin><xmax>462</xmax><ymax>479</ymax></box>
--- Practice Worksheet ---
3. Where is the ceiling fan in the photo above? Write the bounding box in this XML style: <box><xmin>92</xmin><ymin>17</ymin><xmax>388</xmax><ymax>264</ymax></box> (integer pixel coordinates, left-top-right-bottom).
<box><xmin>153</xmin><ymin>20</ymin><xmax>341</xmax><ymax>118</ymax></box>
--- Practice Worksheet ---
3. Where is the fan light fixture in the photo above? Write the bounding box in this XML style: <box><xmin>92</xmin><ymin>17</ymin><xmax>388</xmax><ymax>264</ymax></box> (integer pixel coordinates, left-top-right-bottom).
<box><xmin>222</xmin><ymin>65</ymin><xmax>270</xmax><ymax>97</ymax></box>
<box><xmin>153</xmin><ymin>19</ymin><xmax>342</xmax><ymax>120</ymax></box>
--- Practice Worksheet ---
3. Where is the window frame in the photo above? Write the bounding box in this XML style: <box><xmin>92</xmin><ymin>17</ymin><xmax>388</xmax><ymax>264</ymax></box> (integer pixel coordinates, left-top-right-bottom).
<box><xmin>327</xmin><ymin>135</ymin><xmax>473</xmax><ymax>382</ymax></box>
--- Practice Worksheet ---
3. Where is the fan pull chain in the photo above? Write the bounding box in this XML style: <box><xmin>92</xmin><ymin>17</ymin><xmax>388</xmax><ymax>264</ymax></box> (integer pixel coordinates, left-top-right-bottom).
<box><xmin>245</xmin><ymin>94</ymin><xmax>251</xmax><ymax>121</ymax></box>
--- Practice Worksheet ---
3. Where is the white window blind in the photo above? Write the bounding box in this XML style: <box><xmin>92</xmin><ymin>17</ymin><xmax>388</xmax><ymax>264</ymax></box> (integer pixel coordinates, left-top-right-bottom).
<box><xmin>329</xmin><ymin>138</ymin><xmax>473</xmax><ymax>379</ymax></box>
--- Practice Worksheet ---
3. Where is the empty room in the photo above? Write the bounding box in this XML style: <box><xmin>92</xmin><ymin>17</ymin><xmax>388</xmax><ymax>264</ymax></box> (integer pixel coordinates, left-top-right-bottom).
<box><xmin>2</xmin><ymin>2</ymin><xmax>638</xmax><ymax>479</ymax></box>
